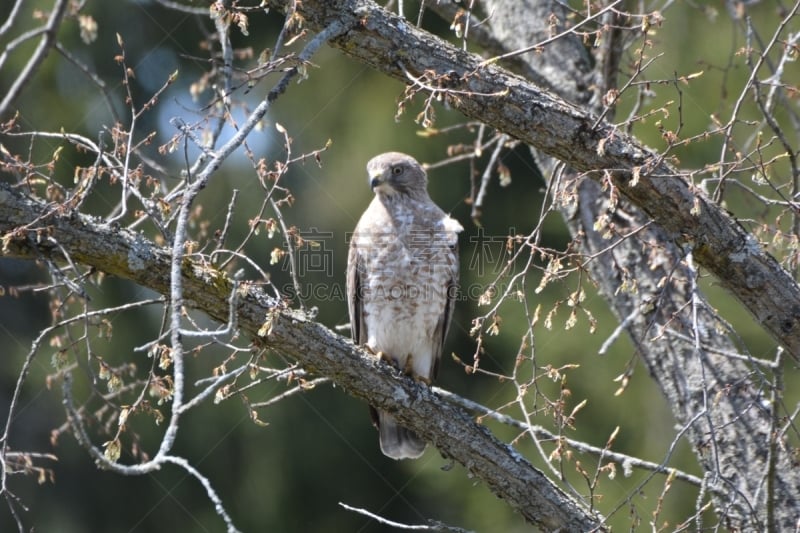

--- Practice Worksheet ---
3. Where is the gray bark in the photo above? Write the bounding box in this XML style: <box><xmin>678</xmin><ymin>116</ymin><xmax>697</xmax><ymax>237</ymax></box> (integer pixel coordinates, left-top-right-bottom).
<box><xmin>284</xmin><ymin>0</ymin><xmax>800</xmax><ymax>358</ymax></box>
<box><xmin>452</xmin><ymin>1</ymin><xmax>799</xmax><ymax>529</ymax></box>
<box><xmin>278</xmin><ymin>0</ymin><xmax>799</xmax><ymax>528</ymax></box>
<box><xmin>2</xmin><ymin>1</ymin><xmax>799</xmax><ymax>530</ymax></box>
<box><xmin>0</xmin><ymin>183</ymin><xmax>604</xmax><ymax>531</ymax></box>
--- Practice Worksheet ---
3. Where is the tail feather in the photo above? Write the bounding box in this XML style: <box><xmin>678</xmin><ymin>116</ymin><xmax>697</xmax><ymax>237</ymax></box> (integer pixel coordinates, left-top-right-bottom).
<box><xmin>377</xmin><ymin>410</ymin><xmax>426</xmax><ymax>460</ymax></box>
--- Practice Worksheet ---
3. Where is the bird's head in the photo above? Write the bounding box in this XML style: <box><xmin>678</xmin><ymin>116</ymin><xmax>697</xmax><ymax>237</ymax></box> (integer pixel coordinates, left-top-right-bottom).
<box><xmin>366</xmin><ymin>152</ymin><xmax>428</xmax><ymax>198</ymax></box>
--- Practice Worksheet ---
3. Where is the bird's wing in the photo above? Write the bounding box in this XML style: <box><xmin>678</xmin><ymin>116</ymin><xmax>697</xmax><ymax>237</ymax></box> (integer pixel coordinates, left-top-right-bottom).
<box><xmin>346</xmin><ymin>233</ymin><xmax>366</xmax><ymax>345</ymax></box>
<box><xmin>430</xmin><ymin>238</ymin><xmax>459</xmax><ymax>381</ymax></box>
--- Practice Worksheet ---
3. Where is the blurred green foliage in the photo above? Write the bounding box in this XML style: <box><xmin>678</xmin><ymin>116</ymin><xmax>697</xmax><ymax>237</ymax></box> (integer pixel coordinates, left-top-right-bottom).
<box><xmin>1</xmin><ymin>1</ymin><xmax>797</xmax><ymax>532</ymax></box>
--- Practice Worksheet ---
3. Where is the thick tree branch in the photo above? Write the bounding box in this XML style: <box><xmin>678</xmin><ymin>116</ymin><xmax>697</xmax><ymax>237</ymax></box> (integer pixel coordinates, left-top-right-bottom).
<box><xmin>274</xmin><ymin>0</ymin><xmax>800</xmax><ymax>357</ymax></box>
<box><xmin>0</xmin><ymin>184</ymin><xmax>604</xmax><ymax>531</ymax></box>
<box><xmin>250</xmin><ymin>1</ymin><xmax>800</xmax><ymax>527</ymax></box>
<box><xmin>455</xmin><ymin>1</ymin><xmax>799</xmax><ymax>529</ymax></box>
<box><xmin>3</xmin><ymin>2</ymin><xmax>797</xmax><ymax>530</ymax></box>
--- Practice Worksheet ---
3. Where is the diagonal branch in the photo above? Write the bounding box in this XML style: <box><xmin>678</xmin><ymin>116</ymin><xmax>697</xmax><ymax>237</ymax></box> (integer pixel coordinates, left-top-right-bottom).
<box><xmin>0</xmin><ymin>183</ymin><xmax>604</xmax><ymax>531</ymax></box>
<box><xmin>269</xmin><ymin>0</ymin><xmax>800</xmax><ymax>358</ymax></box>
<box><xmin>440</xmin><ymin>1</ymin><xmax>798</xmax><ymax>529</ymax></box>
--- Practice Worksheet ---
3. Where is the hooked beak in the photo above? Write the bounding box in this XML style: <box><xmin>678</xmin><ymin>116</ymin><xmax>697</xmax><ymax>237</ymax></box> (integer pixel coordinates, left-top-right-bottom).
<box><xmin>369</xmin><ymin>171</ymin><xmax>385</xmax><ymax>190</ymax></box>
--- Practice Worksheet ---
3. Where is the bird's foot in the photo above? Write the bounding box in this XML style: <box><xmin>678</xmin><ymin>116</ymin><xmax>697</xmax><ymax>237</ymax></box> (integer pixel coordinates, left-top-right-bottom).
<box><xmin>363</xmin><ymin>345</ymin><xmax>378</xmax><ymax>355</ymax></box>
<box><xmin>402</xmin><ymin>355</ymin><xmax>432</xmax><ymax>385</ymax></box>
<box><xmin>374</xmin><ymin>350</ymin><xmax>402</xmax><ymax>370</ymax></box>
<box><xmin>403</xmin><ymin>353</ymin><xmax>415</xmax><ymax>374</ymax></box>
<box><xmin>412</xmin><ymin>374</ymin><xmax>432</xmax><ymax>386</ymax></box>
<box><xmin>364</xmin><ymin>346</ymin><xmax>392</xmax><ymax>363</ymax></box>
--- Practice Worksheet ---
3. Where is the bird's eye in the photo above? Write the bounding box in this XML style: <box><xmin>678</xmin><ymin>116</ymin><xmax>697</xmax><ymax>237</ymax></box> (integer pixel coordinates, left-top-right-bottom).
<box><xmin>392</xmin><ymin>166</ymin><xmax>403</xmax><ymax>176</ymax></box>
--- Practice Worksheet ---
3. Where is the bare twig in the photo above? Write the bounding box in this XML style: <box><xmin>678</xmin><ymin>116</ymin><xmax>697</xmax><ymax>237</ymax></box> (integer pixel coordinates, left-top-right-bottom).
<box><xmin>0</xmin><ymin>0</ymin><xmax>70</xmax><ymax>118</ymax></box>
<box><xmin>338</xmin><ymin>502</ymin><xmax>474</xmax><ymax>533</ymax></box>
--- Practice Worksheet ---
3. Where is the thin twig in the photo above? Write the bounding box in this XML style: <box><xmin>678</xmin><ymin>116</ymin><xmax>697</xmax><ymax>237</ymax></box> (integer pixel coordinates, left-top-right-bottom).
<box><xmin>0</xmin><ymin>0</ymin><xmax>69</xmax><ymax>117</ymax></box>
<box><xmin>432</xmin><ymin>387</ymin><xmax>705</xmax><ymax>488</ymax></box>
<box><xmin>338</xmin><ymin>502</ymin><xmax>474</xmax><ymax>532</ymax></box>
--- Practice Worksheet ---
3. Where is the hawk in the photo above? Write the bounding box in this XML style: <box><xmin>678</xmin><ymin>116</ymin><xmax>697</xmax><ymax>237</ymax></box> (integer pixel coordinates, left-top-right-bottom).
<box><xmin>347</xmin><ymin>152</ymin><xmax>462</xmax><ymax>459</ymax></box>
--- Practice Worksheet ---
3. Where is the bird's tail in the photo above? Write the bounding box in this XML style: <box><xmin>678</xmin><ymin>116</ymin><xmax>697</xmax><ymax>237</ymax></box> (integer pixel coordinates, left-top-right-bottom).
<box><xmin>376</xmin><ymin>410</ymin><xmax>426</xmax><ymax>460</ymax></box>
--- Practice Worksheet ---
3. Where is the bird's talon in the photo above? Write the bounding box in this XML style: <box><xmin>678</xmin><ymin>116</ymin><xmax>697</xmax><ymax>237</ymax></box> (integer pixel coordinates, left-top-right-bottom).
<box><xmin>376</xmin><ymin>351</ymin><xmax>401</xmax><ymax>370</ymax></box>
<box><xmin>363</xmin><ymin>345</ymin><xmax>378</xmax><ymax>355</ymax></box>
<box><xmin>413</xmin><ymin>374</ymin><xmax>432</xmax><ymax>386</ymax></box>
<box><xmin>403</xmin><ymin>353</ymin><xmax>415</xmax><ymax>374</ymax></box>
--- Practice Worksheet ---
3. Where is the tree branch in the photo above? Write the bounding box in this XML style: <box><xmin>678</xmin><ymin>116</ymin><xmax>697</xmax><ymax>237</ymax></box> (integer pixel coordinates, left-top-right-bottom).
<box><xmin>246</xmin><ymin>1</ymin><xmax>800</xmax><ymax>528</ymax></box>
<box><xmin>435</xmin><ymin>1</ymin><xmax>799</xmax><ymax>529</ymax></box>
<box><xmin>0</xmin><ymin>0</ymin><xmax>70</xmax><ymax>118</ymax></box>
<box><xmin>271</xmin><ymin>0</ymin><xmax>800</xmax><ymax>358</ymax></box>
<box><xmin>0</xmin><ymin>183</ymin><xmax>604</xmax><ymax>531</ymax></box>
